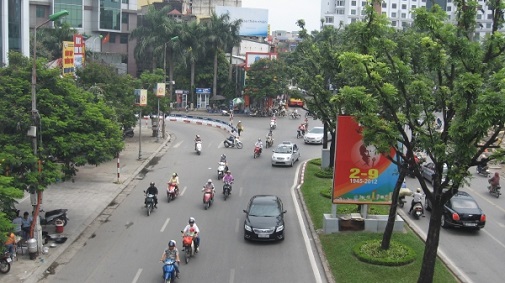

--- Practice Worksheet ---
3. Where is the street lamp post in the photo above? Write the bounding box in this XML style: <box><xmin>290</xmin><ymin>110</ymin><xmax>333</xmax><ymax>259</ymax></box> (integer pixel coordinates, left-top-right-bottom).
<box><xmin>30</xmin><ymin>9</ymin><xmax>69</xmax><ymax>254</ymax></box>
<box><xmin>92</xmin><ymin>34</ymin><xmax>103</xmax><ymax>61</ymax></box>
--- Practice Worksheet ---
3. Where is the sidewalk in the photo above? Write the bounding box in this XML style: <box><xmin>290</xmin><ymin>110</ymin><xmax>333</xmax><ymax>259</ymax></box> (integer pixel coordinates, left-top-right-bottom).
<box><xmin>4</xmin><ymin>120</ymin><xmax>170</xmax><ymax>283</ymax></box>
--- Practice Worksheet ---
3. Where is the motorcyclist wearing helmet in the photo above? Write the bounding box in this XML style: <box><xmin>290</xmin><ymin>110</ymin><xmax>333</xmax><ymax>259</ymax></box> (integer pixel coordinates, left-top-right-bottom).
<box><xmin>146</xmin><ymin>182</ymin><xmax>158</xmax><ymax>208</ymax></box>
<box><xmin>202</xmin><ymin>179</ymin><xmax>215</xmax><ymax>201</ymax></box>
<box><xmin>223</xmin><ymin>171</ymin><xmax>234</xmax><ymax>194</ymax></box>
<box><xmin>169</xmin><ymin>173</ymin><xmax>180</xmax><ymax>191</ymax></box>
<box><xmin>182</xmin><ymin>217</ymin><xmax>200</xmax><ymax>252</ymax></box>
<box><xmin>409</xmin><ymin>188</ymin><xmax>424</xmax><ymax>216</ymax></box>
<box><xmin>195</xmin><ymin>134</ymin><xmax>202</xmax><ymax>150</ymax></box>
<box><xmin>160</xmin><ymin>240</ymin><xmax>180</xmax><ymax>278</ymax></box>
<box><xmin>219</xmin><ymin>154</ymin><xmax>229</xmax><ymax>172</ymax></box>
<box><xmin>255</xmin><ymin>138</ymin><xmax>263</xmax><ymax>154</ymax></box>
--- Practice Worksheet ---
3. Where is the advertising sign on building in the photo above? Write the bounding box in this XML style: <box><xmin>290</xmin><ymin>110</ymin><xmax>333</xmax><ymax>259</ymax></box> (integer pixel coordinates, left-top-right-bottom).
<box><xmin>134</xmin><ymin>89</ymin><xmax>147</xmax><ymax>106</ymax></box>
<box><xmin>332</xmin><ymin>116</ymin><xmax>398</xmax><ymax>204</ymax></box>
<box><xmin>245</xmin><ymin>52</ymin><xmax>278</xmax><ymax>69</ymax></box>
<box><xmin>73</xmin><ymin>34</ymin><xmax>85</xmax><ymax>68</ymax></box>
<box><xmin>215</xmin><ymin>6</ymin><xmax>268</xmax><ymax>37</ymax></box>
<box><xmin>156</xmin><ymin>83</ymin><xmax>166</xmax><ymax>97</ymax></box>
<box><xmin>62</xmin><ymin>41</ymin><xmax>75</xmax><ymax>75</ymax></box>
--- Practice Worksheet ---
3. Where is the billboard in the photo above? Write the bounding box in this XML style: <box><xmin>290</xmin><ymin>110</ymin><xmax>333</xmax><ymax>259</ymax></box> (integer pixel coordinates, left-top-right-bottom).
<box><xmin>215</xmin><ymin>6</ymin><xmax>268</xmax><ymax>37</ymax></box>
<box><xmin>332</xmin><ymin>116</ymin><xmax>398</xmax><ymax>204</ymax></box>
<box><xmin>245</xmin><ymin>52</ymin><xmax>278</xmax><ymax>69</ymax></box>
<box><xmin>62</xmin><ymin>41</ymin><xmax>75</xmax><ymax>76</ymax></box>
<box><xmin>73</xmin><ymin>34</ymin><xmax>85</xmax><ymax>68</ymax></box>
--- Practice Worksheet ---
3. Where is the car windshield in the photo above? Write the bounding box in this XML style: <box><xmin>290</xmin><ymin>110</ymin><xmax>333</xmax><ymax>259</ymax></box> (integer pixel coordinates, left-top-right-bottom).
<box><xmin>249</xmin><ymin>204</ymin><xmax>281</xmax><ymax>217</ymax></box>
<box><xmin>451</xmin><ymin>198</ymin><xmax>479</xmax><ymax>209</ymax></box>
<box><xmin>309</xmin><ymin>128</ymin><xmax>324</xmax><ymax>134</ymax></box>
<box><xmin>274</xmin><ymin>146</ymin><xmax>292</xmax><ymax>154</ymax></box>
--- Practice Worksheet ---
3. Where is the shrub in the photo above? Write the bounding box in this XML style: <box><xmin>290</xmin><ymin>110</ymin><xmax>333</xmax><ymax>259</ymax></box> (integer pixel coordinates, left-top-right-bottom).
<box><xmin>353</xmin><ymin>239</ymin><xmax>416</xmax><ymax>266</ymax></box>
<box><xmin>315</xmin><ymin>167</ymin><xmax>333</xmax><ymax>178</ymax></box>
<box><xmin>309</xmin><ymin>158</ymin><xmax>322</xmax><ymax>166</ymax></box>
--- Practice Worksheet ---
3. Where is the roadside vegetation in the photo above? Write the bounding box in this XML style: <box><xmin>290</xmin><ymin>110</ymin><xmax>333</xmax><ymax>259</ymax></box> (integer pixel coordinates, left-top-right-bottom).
<box><xmin>301</xmin><ymin>160</ymin><xmax>458</xmax><ymax>283</ymax></box>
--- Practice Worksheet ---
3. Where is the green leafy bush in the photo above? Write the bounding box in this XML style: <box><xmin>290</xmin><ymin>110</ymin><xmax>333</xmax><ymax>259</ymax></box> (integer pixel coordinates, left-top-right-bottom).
<box><xmin>315</xmin><ymin>167</ymin><xmax>333</xmax><ymax>178</ymax></box>
<box><xmin>353</xmin><ymin>239</ymin><xmax>416</xmax><ymax>266</ymax></box>
<box><xmin>309</xmin><ymin>158</ymin><xmax>322</xmax><ymax>166</ymax></box>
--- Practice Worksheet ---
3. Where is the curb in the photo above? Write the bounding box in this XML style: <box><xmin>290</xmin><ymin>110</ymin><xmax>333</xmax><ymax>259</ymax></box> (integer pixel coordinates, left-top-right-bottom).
<box><xmin>25</xmin><ymin>135</ymin><xmax>172</xmax><ymax>283</ymax></box>
<box><xmin>296</xmin><ymin>160</ymin><xmax>335</xmax><ymax>283</ymax></box>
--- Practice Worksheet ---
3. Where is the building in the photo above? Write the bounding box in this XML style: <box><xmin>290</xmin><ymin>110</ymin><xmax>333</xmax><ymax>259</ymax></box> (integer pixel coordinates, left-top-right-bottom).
<box><xmin>1</xmin><ymin>0</ymin><xmax>139</xmax><ymax>75</ymax></box>
<box><xmin>321</xmin><ymin>0</ymin><xmax>498</xmax><ymax>39</ymax></box>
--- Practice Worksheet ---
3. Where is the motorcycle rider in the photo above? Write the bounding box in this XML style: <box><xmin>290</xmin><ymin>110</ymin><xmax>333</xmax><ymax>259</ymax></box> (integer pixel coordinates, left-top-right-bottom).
<box><xmin>182</xmin><ymin>217</ymin><xmax>200</xmax><ymax>252</ymax></box>
<box><xmin>255</xmin><ymin>138</ymin><xmax>263</xmax><ymax>154</ymax></box>
<box><xmin>297</xmin><ymin>123</ymin><xmax>306</xmax><ymax>137</ymax></box>
<box><xmin>477</xmin><ymin>153</ymin><xmax>489</xmax><ymax>174</ymax></box>
<box><xmin>168</xmin><ymin>173</ymin><xmax>180</xmax><ymax>192</ymax></box>
<box><xmin>226</xmin><ymin>134</ymin><xmax>236</xmax><ymax>146</ymax></box>
<box><xmin>202</xmin><ymin>179</ymin><xmax>215</xmax><ymax>201</ymax></box>
<box><xmin>223</xmin><ymin>171</ymin><xmax>234</xmax><ymax>194</ymax></box>
<box><xmin>266</xmin><ymin>130</ymin><xmax>274</xmax><ymax>146</ymax></box>
<box><xmin>488</xmin><ymin>172</ymin><xmax>500</xmax><ymax>192</ymax></box>
<box><xmin>409</xmin><ymin>188</ymin><xmax>424</xmax><ymax>216</ymax></box>
<box><xmin>160</xmin><ymin>240</ymin><xmax>180</xmax><ymax>278</ymax></box>
<box><xmin>194</xmin><ymin>134</ymin><xmax>202</xmax><ymax>150</ymax></box>
<box><xmin>145</xmin><ymin>182</ymin><xmax>158</xmax><ymax>208</ymax></box>
<box><xmin>219</xmin><ymin>154</ymin><xmax>229</xmax><ymax>172</ymax></box>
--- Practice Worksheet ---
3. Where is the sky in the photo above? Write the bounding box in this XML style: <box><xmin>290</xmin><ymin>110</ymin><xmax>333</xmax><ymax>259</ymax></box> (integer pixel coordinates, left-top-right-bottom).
<box><xmin>242</xmin><ymin>0</ymin><xmax>321</xmax><ymax>33</ymax></box>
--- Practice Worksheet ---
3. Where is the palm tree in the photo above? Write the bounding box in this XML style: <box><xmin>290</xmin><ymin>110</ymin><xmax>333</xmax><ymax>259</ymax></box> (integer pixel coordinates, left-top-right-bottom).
<box><xmin>180</xmin><ymin>21</ymin><xmax>206</xmax><ymax>107</ymax></box>
<box><xmin>205</xmin><ymin>12</ymin><xmax>242</xmax><ymax>98</ymax></box>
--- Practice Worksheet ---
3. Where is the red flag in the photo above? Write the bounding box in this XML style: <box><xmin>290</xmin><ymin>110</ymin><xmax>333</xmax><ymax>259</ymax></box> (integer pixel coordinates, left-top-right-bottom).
<box><xmin>102</xmin><ymin>33</ymin><xmax>110</xmax><ymax>44</ymax></box>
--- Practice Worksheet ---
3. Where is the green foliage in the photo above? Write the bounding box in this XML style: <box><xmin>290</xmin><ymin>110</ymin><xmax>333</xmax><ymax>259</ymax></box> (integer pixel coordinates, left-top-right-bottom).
<box><xmin>309</xmin><ymin>158</ymin><xmax>322</xmax><ymax>166</ymax></box>
<box><xmin>245</xmin><ymin>58</ymin><xmax>290</xmax><ymax>105</ymax></box>
<box><xmin>314</xmin><ymin>167</ymin><xmax>333</xmax><ymax>178</ymax></box>
<box><xmin>353</xmin><ymin>239</ymin><xmax>416</xmax><ymax>266</ymax></box>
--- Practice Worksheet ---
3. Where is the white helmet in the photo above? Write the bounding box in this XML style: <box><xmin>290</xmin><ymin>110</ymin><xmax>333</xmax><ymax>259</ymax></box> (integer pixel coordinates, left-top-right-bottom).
<box><xmin>207</xmin><ymin>179</ymin><xmax>212</xmax><ymax>183</ymax></box>
<box><xmin>417</xmin><ymin>188</ymin><xmax>421</xmax><ymax>193</ymax></box>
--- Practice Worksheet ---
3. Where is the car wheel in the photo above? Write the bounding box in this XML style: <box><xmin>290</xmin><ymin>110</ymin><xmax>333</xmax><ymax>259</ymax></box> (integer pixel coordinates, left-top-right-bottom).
<box><xmin>290</xmin><ymin>160</ymin><xmax>294</xmax><ymax>167</ymax></box>
<box><xmin>441</xmin><ymin>215</ymin><xmax>448</xmax><ymax>228</ymax></box>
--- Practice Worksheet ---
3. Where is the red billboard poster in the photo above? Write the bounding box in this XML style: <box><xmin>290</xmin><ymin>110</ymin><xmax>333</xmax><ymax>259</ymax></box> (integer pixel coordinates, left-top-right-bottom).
<box><xmin>73</xmin><ymin>34</ymin><xmax>84</xmax><ymax>68</ymax></box>
<box><xmin>332</xmin><ymin>116</ymin><xmax>398</xmax><ymax>204</ymax></box>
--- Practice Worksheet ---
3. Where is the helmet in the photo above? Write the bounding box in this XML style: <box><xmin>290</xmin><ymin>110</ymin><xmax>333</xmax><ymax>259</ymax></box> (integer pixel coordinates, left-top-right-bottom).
<box><xmin>221</xmin><ymin>154</ymin><xmax>226</xmax><ymax>158</ymax></box>
<box><xmin>189</xmin><ymin>217</ymin><xmax>195</xmax><ymax>224</ymax></box>
<box><xmin>207</xmin><ymin>179</ymin><xmax>212</xmax><ymax>183</ymax></box>
<box><xmin>196</xmin><ymin>134</ymin><xmax>200</xmax><ymax>138</ymax></box>
<box><xmin>239</xmin><ymin>121</ymin><xmax>241</xmax><ymax>123</ymax></box>
<box><xmin>172</xmin><ymin>173</ymin><xmax>177</xmax><ymax>177</ymax></box>
<box><xmin>150</xmin><ymin>182</ymin><xmax>155</xmax><ymax>186</ymax></box>
<box><xmin>417</xmin><ymin>188</ymin><xmax>421</xmax><ymax>193</ymax></box>
<box><xmin>258</xmin><ymin>138</ymin><xmax>261</xmax><ymax>141</ymax></box>
<box><xmin>168</xmin><ymin>240</ymin><xmax>176</xmax><ymax>247</ymax></box>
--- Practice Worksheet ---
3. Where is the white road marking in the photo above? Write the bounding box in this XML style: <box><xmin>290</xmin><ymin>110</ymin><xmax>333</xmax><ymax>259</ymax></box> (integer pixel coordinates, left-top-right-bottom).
<box><xmin>160</xmin><ymin>218</ymin><xmax>170</xmax><ymax>233</ymax></box>
<box><xmin>482</xmin><ymin>229</ymin><xmax>505</xmax><ymax>249</ymax></box>
<box><xmin>173</xmin><ymin>141</ymin><xmax>183</xmax><ymax>148</ymax></box>
<box><xmin>131</xmin><ymin>268</ymin><xmax>142</xmax><ymax>283</ymax></box>
<box><xmin>239</xmin><ymin>187</ymin><xmax>243</xmax><ymax>197</ymax></box>
<box><xmin>498</xmin><ymin>222</ymin><xmax>505</xmax><ymax>228</ymax></box>
<box><xmin>235</xmin><ymin>218</ymin><xmax>240</xmax><ymax>233</ymax></box>
<box><xmin>291</xmin><ymin>164</ymin><xmax>322</xmax><ymax>283</ymax></box>
<box><xmin>180</xmin><ymin>186</ymin><xmax>187</xmax><ymax>196</ymax></box>
<box><xmin>229</xmin><ymin>268</ymin><xmax>235</xmax><ymax>283</ymax></box>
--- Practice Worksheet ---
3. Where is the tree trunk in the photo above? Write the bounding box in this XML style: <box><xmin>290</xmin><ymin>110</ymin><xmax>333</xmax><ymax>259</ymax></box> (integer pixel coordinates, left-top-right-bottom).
<box><xmin>169</xmin><ymin>49</ymin><xmax>174</xmax><ymax>102</ymax></box>
<box><xmin>228</xmin><ymin>48</ymin><xmax>233</xmax><ymax>81</ymax></box>
<box><xmin>417</xmin><ymin>196</ymin><xmax>443</xmax><ymax>282</ymax></box>
<box><xmin>329</xmin><ymin>132</ymin><xmax>335</xmax><ymax>167</ymax></box>
<box><xmin>213</xmin><ymin>51</ymin><xmax>218</xmax><ymax>97</ymax></box>
<box><xmin>381</xmin><ymin>167</ymin><xmax>407</xmax><ymax>250</ymax></box>
<box><xmin>190</xmin><ymin>61</ymin><xmax>196</xmax><ymax>108</ymax></box>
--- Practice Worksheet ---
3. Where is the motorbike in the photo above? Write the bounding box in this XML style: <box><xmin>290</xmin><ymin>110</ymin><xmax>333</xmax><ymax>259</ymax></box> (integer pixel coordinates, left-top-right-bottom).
<box><xmin>411</xmin><ymin>202</ymin><xmax>424</xmax><ymax>219</ymax></box>
<box><xmin>161</xmin><ymin>258</ymin><xmax>177</xmax><ymax>282</ymax></box>
<box><xmin>0</xmin><ymin>251</ymin><xmax>11</xmax><ymax>274</ymax></box>
<box><xmin>223</xmin><ymin>181</ymin><xmax>232</xmax><ymax>200</ymax></box>
<box><xmin>253</xmin><ymin>146</ymin><xmax>262</xmax><ymax>159</ymax></box>
<box><xmin>290</xmin><ymin>111</ymin><xmax>300</xmax><ymax>119</ymax></box>
<box><xmin>40</xmin><ymin>209</ymin><xmax>69</xmax><ymax>226</ymax></box>
<box><xmin>166</xmin><ymin>182</ymin><xmax>179</xmax><ymax>203</ymax></box>
<box><xmin>270</xmin><ymin>119</ymin><xmax>277</xmax><ymax>130</ymax></box>
<box><xmin>122</xmin><ymin>128</ymin><xmax>134</xmax><ymax>138</ymax></box>
<box><xmin>265</xmin><ymin>135</ymin><xmax>274</xmax><ymax>148</ymax></box>
<box><xmin>195</xmin><ymin>141</ymin><xmax>202</xmax><ymax>155</ymax></box>
<box><xmin>398</xmin><ymin>187</ymin><xmax>412</xmax><ymax>208</ymax></box>
<box><xmin>223</xmin><ymin>136</ymin><xmax>243</xmax><ymax>149</ymax></box>
<box><xmin>217</xmin><ymin>162</ymin><xmax>227</xmax><ymax>180</ymax></box>
<box><xmin>488</xmin><ymin>185</ymin><xmax>501</xmax><ymax>198</ymax></box>
<box><xmin>144</xmin><ymin>191</ymin><xmax>155</xmax><ymax>216</ymax></box>
<box><xmin>202</xmin><ymin>188</ymin><xmax>214</xmax><ymax>210</ymax></box>
<box><xmin>477</xmin><ymin>165</ymin><xmax>490</xmax><ymax>177</ymax></box>
<box><xmin>296</xmin><ymin>129</ymin><xmax>305</xmax><ymax>139</ymax></box>
<box><xmin>182</xmin><ymin>234</ymin><xmax>195</xmax><ymax>264</ymax></box>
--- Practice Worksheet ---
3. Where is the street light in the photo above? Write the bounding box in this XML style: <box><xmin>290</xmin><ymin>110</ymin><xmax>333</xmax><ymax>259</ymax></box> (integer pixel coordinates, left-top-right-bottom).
<box><xmin>29</xmin><ymin>9</ymin><xmax>69</xmax><ymax>253</ymax></box>
<box><xmin>92</xmin><ymin>34</ymin><xmax>103</xmax><ymax>61</ymax></box>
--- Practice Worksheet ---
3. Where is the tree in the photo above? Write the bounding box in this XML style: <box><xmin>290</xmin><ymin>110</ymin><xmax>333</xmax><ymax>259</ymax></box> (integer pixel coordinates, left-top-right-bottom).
<box><xmin>335</xmin><ymin>4</ymin><xmax>505</xmax><ymax>282</ymax></box>
<box><xmin>179</xmin><ymin>21</ymin><xmax>206</xmax><ymax>106</ymax></box>
<box><xmin>244</xmin><ymin>58</ymin><xmax>289</xmax><ymax>107</ymax></box>
<box><xmin>35</xmin><ymin>22</ymin><xmax>76</xmax><ymax>60</ymax></box>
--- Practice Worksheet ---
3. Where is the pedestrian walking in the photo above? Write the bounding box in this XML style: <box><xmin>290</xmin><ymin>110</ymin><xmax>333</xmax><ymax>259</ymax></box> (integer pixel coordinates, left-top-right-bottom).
<box><xmin>237</xmin><ymin>121</ymin><xmax>244</xmax><ymax>136</ymax></box>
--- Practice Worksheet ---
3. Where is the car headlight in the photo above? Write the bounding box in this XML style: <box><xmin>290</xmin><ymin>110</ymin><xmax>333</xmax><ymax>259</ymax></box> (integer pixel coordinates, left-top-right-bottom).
<box><xmin>244</xmin><ymin>224</ymin><xmax>252</xmax><ymax>232</ymax></box>
<box><xmin>286</xmin><ymin>156</ymin><xmax>291</xmax><ymax>160</ymax></box>
<box><xmin>276</xmin><ymin>225</ymin><xmax>284</xmax><ymax>232</ymax></box>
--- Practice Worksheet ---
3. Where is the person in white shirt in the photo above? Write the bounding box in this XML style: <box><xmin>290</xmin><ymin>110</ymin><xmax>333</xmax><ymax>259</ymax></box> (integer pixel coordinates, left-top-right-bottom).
<box><xmin>255</xmin><ymin>138</ymin><xmax>263</xmax><ymax>154</ymax></box>
<box><xmin>182</xmin><ymin>217</ymin><xmax>200</xmax><ymax>252</ymax></box>
<box><xmin>409</xmin><ymin>188</ymin><xmax>424</xmax><ymax>216</ymax></box>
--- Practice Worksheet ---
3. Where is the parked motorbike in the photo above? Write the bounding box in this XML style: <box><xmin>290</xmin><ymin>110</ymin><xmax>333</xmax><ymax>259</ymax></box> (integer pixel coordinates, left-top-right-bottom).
<box><xmin>411</xmin><ymin>202</ymin><xmax>424</xmax><ymax>219</ymax></box>
<box><xmin>166</xmin><ymin>182</ymin><xmax>179</xmax><ymax>203</ymax></box>
<box><xmin>223</xmin><ymin>181</ymin><xmax>232</xmax><ymax>200</ymax></box>
<box><xmin>161</xmin><ymin>258</ymin><xmax>177</xmax><ymax>282</ymax></box>
<box><xmin>0</xmin><ymin>251</ymin><xmax>12</xmax><ymax>274</ymax></box>
<box><xmin>144</xmin><ymin>191</ymin><xmax>155</xmax><ymax>216</ymax></box>
<box><xmin>253</xmin><ymin>146</ymin><xmax>262</xmax><ymax>159</ymax></box>
<box><xmin>122</xmin><ymin>128</ymin><xmax>134</xmax><ymax>138</ymax></box>
<box><xmin>195</xmin><ymin>141</ymin><xmax>202</xmax><ymax>155</ymax></box>
<box><xmin>217</xmin><ymin>162</ymin><xmax>227</xmax><ymax>180</ymax></box>
<box><xmin>488</xmin><ymin>185</ymin><xmax>501</xmax><ymax>198</ymax></box>
<box><xmin>270</xmin><ymin>119</ymin><xmax>277</xmax><ymax>130</ymax></box>
<box><xmin>265</xmin><ymin>135</ymin><xmax>274</xmax><ymax>148</ymax></box>
<box><xmin>202</xmin><ymin>188</ymin><xmax>214</xmax><ymax>210</ymax></box>
<box><xmin>477</xmin><ymin>165</ymin><xmax>490</xmax><ymax>177</ymax></box>
<box><xmin>40</xmin><ymin>209</ymin><xmax>69</xmax><ymax>226</ymax></box>
<box><xmin>182</xmin><ymin>234</ymin><xmax>195</xmax><ymax>264</ymax></box>
<box><xmin>223</xmin><ymin>136</ymin><xmax>243</xmax><ymax>149</ymax></box>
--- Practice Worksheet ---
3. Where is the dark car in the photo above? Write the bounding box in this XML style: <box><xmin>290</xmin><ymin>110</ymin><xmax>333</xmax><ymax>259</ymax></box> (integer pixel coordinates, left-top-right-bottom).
<box><xmin>420</xmin><ymin>162</ymin><xmax>448</xmax><ymax>184</ymax></box>
<box><xmin>243</xmin><ymin>195</ymin><xmax>286</xmax><ymax>241</ymax></box>
<box><xmin>425</xmin><ymin>191</ymin><xmax>486</xmax><ymax>230</ymax></box>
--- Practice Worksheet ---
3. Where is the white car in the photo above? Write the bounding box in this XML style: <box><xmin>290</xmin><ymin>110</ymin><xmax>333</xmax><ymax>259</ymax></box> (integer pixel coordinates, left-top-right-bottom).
<box><xmin>304</xmin><ymin>127</ymin><xmax>326</xmax><ymax>144</ymax></box>
<box><xmin>271</xmin><ymin>141</ymin><xmax>300</xmax><ymax>167</ymax></box>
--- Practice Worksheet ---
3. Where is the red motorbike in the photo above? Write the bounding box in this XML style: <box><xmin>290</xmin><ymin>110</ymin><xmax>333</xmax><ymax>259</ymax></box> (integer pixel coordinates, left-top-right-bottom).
<box><xmin>253</xmin><ymin>146</ymin><xmax>262</xmax><ymax>159</ymax></box>
<box><xmin>166</xmin><ymin>182</ymin><xmax>179</xmax><ymax>203</ymax></box>
<box><xmin>182</xmin><ymin>235</ymin><xmax>195</xmax><ymax>264</ymax></box>
<box><xmin>202</xmin><ymin>187</ymin><xmax>214</xmax><ymax>210</ymax></box>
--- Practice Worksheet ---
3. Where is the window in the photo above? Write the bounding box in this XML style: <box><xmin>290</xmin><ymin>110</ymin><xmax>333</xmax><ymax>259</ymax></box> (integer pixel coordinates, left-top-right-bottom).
<box><xmin>326</xmin><ymin>16</ymin><xmax>334</xmax><ymax>23</ymax></box>
<box><xmin>55</xmin><ymin>0</ymin><xmax>83</xmax><ymax>28</ymax></box>
<box><xmin>488</xmin><ymin>14</ymin><xmax>493</xmax><ymax>20</ymax></box>
<box><xmin>392</xmin><ymin>21</ymin><xmax>397</xmax><ymax>26</ymax></box>
<box><xmin>122</xmin><ymin>12</ymin><xmax>128</xmax><ymax>24</ymax></box>
<box><xmin>361</xmin><ymin>9</ymin><xmax>366</xmax><ymax>15</ymax></box>
<box><xmin>361</xmin><ymin>1</ymin><xmax>366</xmax><ymax>6</ymax></box>
<box><xmin>109</xmin><ymin>33</ymin><xmax>116</xmax><ymax>43</ymax></box>
<box><xmin>382</xmin><ymin>3</ymin><xmax>386</xmax><ymax>8</ymax></box>
<box><xmin>477</xmin><ymin>14</ymin><xmax>482</xmax><ymax>19</ymax></box>
<box><xmin>351</xmin><ymin>18</ymin><xmax>357</xmax><ymax>23</ymax></box>
<box><xmin>447</xmin><ymin>6</ymin><xmax>451</xmax><ymax>11</ymax></box>
<box><xmin>401</xmin><ymin>13</ymin><xmax>407</xmax><ymax>18</ymax></box>
<box><xmin>100</xmin><ymin>0</ymin><xmax>121</xmax><ymax>31</ymax></box>
<box><xmin>336</xmin><ymin>0</ymin><xmax>345</xmax><ymax>6</ymax></box>
<box><xmin>402</xmin><ymin>4</ymin><xmax>407</xmax><ymax>9</ymax></box>
<box><xmin>36</xmin><ymin>6</ymin><xmax>45</xmax><ymax>18</ymax></box>
<box><xmin>352</xmin><ymin>1</ymin><xmax>357</xmax><ymax>6</ymax></box>
<box><xmin>392</xmin><ymin>3</ymin><xmax>397</xmax><ymax>8</ymax></box>
<box><xmin>402</xmin><ymin>22</ymin><xmax>409</xmax><ymax>27</ymax></box>
<box><xmin>486</xmin><ymin>23</ymin><xmax>492</xmax><ymax>28</ymax></box>
<box><xmin>122</xmin><ymin>0</ymin><xmax>129</xmax><ymax>3</ymax></box>
<box><xmin>120</xmin><ymin>34</ymin><xmax>128</xmax><ymax>44</ymax></box>
<box><xmin>382</xmin><ymin>11</ymin><xmax>386</xmax><ymax>15</ymax></box>
<box><xmin>336</xmin><ymin>9</ymin><xmax>345</xmax><ymax>14</ymax></box>
<box><xmin>351</xmin><ymin>9</ymin><xmax>356</xmax><ymax>15</ymax></box>
<box><xmin>392</xmin><ymin>12</ymin><xmax>397</xmax><ymax>17</ymax></box>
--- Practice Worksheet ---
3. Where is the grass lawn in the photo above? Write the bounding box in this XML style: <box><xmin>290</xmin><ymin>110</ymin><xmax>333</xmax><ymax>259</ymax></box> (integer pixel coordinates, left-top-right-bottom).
<box><xmin>301</xmin><ymin>160</ymin><xmax>458</xmax><ymax>283</ymax></box>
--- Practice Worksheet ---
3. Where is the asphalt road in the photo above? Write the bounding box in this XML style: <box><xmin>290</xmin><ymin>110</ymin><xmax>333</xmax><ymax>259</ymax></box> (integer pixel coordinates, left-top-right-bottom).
<box><xmin>402</xmin><ymin>171</ymin><xmax>505</xmax><ymax>283</ymax></box>
<box><xmin>44</xmin><ymin>113</ymin><xmax>328</xmax><ymax>282</ymax></box>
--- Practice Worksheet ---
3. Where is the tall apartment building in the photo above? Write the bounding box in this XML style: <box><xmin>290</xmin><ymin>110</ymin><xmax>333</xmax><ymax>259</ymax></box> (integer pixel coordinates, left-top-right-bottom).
<box><xmin>321</xmin><ymin>0</ymin><xmax>497</xmax><ymax>39</ymax></box>
<box><xmin>1</xmin><ymin>0</ymin><xmax>139</xmax><ymax>75</ymax></box>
